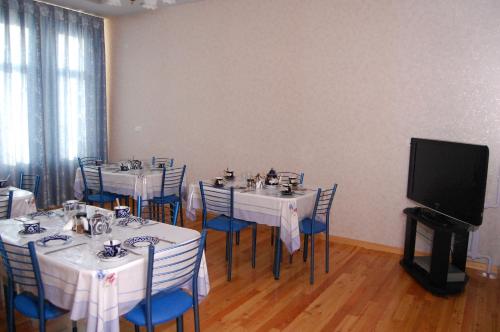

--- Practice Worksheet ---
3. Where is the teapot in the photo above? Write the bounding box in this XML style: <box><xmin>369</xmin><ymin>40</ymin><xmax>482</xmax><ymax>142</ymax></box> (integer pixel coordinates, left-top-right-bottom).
<box><xmin>129</xmin><ymin>160</ymin><xmax>142</xmax><ymax>170</ymax></box>
<box><xmin>265</xmin><ymin>168</ymin><xmax>278</xmax><ymax>185</ymax></box>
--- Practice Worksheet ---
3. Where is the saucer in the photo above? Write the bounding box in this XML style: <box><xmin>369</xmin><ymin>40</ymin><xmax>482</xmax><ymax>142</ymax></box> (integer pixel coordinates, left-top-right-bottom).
<box><xmin>18</xmin><ymin>228</ymin><xmax>47</xmax><ymax>236</ymax></box>
<box><xmin>280</xmin><ymin>191</ymin><xmax>293</xmax><ymax>196</ymax></box>
<box><xmin>97</xmin><ymin>249</ymin><xmax>129</xmax><ymax>261</ymax></box>
<box><xmin>124</xmin><ymin>236</ymin><xmax>159</xmax><ymax>248</ymax></box>
<box><xmin>36</xmin><ymin>234</ymin><xmax>72</xmax><ymax>247</ymax></box>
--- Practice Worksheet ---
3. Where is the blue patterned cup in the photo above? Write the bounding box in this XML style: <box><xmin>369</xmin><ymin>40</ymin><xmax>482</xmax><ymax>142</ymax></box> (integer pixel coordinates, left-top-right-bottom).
<box><xmin>23</xmin><ymin>221</ymin><xmax>40</xmax><ymax>234</ymax></box>
<box><xmin>114</xmin><ymin>206</ymin><xmax>130</xmax><ymax>219</ymax></box>
<box><xmin>103</xmin><ymin>240</ymin><xmax>121</xmax><ymax>257</ymax></box>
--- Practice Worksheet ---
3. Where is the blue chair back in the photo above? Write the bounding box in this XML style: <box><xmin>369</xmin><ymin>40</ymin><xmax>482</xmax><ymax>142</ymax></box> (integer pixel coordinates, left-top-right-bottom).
<box><xmin>137</xmin><ymin>196</ymin><xmax>180</xmax><ymax>226</ymax></box>
<box><xmin>78</xmin><ymin>156</ymin><xmax>98</xmax><ymax>167</ymax></box>
<box><xmin>80</xmin><ymin>165</ymin><xmax>105</xmax><ymax>200</ymax></box>
<box><xmin>0</xmin><ymin>190</ymin><xmax>13</xmax><ymax>220</ymax></box>
<box><xmin>18</xmin><ymin>172</ymin><xmax>41</xmax><ymax>200</ymax></box>
<box><xmin>0</xmin><ymin>239</ymin><xmax>45</xmax><ymax>314</ymax></box>
<box><xmin>143</xmin><ymin>230</ymin><xmax>207</xmax><ymax>330</ymax></box>
<box><xmin>310</xmin><ymin>184</ymin><xmax>338</xmax><ymax>231</ymax></box>
<box><xmin>199</xmin><ymin>181</ymin><xmax>234</xmax><ymax>227</ymax></box>
<box><xmin>152</xmin><ymin>157</ymin><xmax>174</xmax><ymax>168</ymax></box>
<box><xmin>160</xmin><ymin>165</ymin><xmax>186</xmax><ymax>198</ymax></box>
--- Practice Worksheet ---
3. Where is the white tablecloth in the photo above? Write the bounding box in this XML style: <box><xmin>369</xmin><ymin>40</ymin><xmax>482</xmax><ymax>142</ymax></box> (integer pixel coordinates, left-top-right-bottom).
<box><xmin>74</xmin><ymin>166</ymin><xmax>185</xmax><ymax>201</ymax></box>
<box><xmin>186</xmin><ymin>183</ymin><xmax>317</xmax><ymax>253</ymax></box>
<box><xmin>0</xmin><ymin>210</ymin><xmax>209</xmax><ymax>332</ymax></box>
<box><xmin>1</xmin><ymin>186</ymin><xmax>37</xmax><ymax>218</ymax></box>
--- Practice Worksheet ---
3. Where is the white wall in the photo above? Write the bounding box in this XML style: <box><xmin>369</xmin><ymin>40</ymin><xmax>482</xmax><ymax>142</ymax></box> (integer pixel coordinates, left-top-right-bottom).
<box><xmin>107</xmin><ymin>0</ymin><xmax>500</xmax><ymax>264</ymax></box>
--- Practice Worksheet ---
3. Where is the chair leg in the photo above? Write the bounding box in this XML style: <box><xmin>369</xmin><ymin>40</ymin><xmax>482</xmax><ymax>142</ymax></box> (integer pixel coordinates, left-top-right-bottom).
<box><xmin>270</xmin><ymin>227</ymin><xmax>274</xmax><ymax>246</ymax></box>
<box><xmin>225</xmin><ymin>232</ymin><xmax>229</xmax><ymax>261</ymax></box>
<box><xmin>236</xmin><ymin>231</ymin><xmax>240</xmax><ymax>245</ymax></box>
<box><xmin>193</xmin><ymin>298</ymin><xmax>201</xmax><ymax>332</ymax></box>
<box><xmin>176</xmin><ymin>315</ymin><xmax>184</xmax><ymax>332</ymax></box>
<box><xmin>227</xmin><ymin>230</ymin><xmax>233</xmax><ymax>281</ymax></box>
<box><xmin>251</xmin><ymin>224</ymin><xmax>257</xmax><ymax>268</ymax></box>
<box><xmin>179</xmin><ymin>200</ymin><xmax>184</xmax><ymax>227</ymax></box>
<box><xmin>326</xmin><ymin>232</ymin><xmax>330</xmax><ymax>273</ymax></box>
<box><xmin>273</xmin><ymin>226</ymin><xmax>281</xmax><ymax>280</ymax></box>
<box><xmin>310</xmin><ymin>234</ymin><xmax>315</xmax><ymax>285</ymax></box>
<box><xmin>39</xmin><ymin>317</ymin><xmax>46</xmax><ymax>332</ymax></box>
<box><xmin>303</xmin><ymin>234</ymin><xmax>309</xmax><ymax>262</ymax></box>
<box><xmin>134</xmin><ymin>325</ymin><xmax>140</xmax><ymax>332</ymax></box>
<box><xmin>6</xmin><ymin>286</ymin><xmax>14</xmax><ymax>332</ymax></box>
<box><xmin>72</xmin><ymin>320</ymin><xmax>78</xmax><ymax>332</ymax></box>
<box><xmin>289</xmin><ymin>253</ymin><xmax>293</xmax><ymax>264</ymax></box>
<box><xmin>161</xmin><ymin>203</ymin><xmax>165</xmax><ymax>223</ymax></box>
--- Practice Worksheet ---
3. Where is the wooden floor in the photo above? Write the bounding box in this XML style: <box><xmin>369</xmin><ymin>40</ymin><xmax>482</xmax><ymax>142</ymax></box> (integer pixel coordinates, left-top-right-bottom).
<box><xmin>1</xmin><ymin>214</ymin><xmax>499</xmax><ymax>332</ymax></box>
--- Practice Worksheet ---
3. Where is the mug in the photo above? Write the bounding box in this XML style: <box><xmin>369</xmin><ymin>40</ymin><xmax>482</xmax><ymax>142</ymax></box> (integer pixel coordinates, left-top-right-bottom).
<box><xmin>103</xmin><ymin>240</ymin><xmax>121</xmax><ymax>257</ymax></box>
<box><xmin>214</xmin><ymin>177</ymin><xmax>224</xmax><ymax>187</ymax></box>
<box><xmin>23</xmin><ymin>221</ymin><xmax>40</xmax><ymax>234</ymax></box>
<box><xmin>114</xmin><ymin>205</ymin><xmax>130</xmax><ymax>219</ymax></box>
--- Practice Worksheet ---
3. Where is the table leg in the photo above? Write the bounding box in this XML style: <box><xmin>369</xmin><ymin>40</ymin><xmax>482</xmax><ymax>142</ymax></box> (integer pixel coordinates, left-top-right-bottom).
<box><xmin>273</xmin><ymin>226</ymin><xmax>281</xmax><ymax>280</ymax></box>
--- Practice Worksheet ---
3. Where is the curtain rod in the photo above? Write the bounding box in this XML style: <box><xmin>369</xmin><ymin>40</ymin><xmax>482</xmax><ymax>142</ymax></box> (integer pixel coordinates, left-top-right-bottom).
<box><xmin>34</xmin><ymin>0</ymin><xmax>105</xmax><ymax>19</ymax></box>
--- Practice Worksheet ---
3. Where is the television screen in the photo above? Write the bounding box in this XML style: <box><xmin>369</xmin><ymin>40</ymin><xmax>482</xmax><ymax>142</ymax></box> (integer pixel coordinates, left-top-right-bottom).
<box><xmin>407</xmin><ymin>138</ymin><xmax>489</xmax><ymax>226</ymax></box>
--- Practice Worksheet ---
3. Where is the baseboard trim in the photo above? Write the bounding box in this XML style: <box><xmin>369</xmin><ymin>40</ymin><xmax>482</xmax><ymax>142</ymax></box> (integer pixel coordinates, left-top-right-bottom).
<box><xmin>330</xmin><ymin>235</ymin><xmax>498</xmax><ymax>274</ymax></box>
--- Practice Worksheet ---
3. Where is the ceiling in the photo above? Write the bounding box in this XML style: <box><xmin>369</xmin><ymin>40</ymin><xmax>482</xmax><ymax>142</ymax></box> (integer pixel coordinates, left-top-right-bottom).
<box><xmin>38</xmin><ymin>0</ymin><xmax>200</xmax><ymax>17</ymax></box>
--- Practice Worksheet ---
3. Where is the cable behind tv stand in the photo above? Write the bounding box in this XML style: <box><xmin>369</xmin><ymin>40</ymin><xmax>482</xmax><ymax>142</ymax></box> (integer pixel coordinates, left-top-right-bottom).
<box><xmin>400</xmin><ymin>207</ymin><xmax>470</xmax><ymax>295</ymax></box>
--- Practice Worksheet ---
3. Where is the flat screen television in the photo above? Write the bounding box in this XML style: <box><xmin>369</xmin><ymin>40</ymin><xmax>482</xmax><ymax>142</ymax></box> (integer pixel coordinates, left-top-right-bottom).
<box><xmin>407</xmin><ymin>138</ymin><xmax>489</xmax><ymax>226</ymax></box>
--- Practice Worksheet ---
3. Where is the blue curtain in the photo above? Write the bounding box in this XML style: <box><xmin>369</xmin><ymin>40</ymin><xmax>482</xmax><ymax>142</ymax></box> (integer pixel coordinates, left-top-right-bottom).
<box><xmin>0</xmin><ymin>0</ymin><xmax>107</xmax><ymax>208</ymax></box>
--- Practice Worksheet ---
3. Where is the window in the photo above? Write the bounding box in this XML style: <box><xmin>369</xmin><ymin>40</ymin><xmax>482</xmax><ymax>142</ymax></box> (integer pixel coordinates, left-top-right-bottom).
<box><xmin>0</xmin><ymin>23</ymin><xmax>30</xmax><ymax>165</ymax></box>
<box><xmin>57</xmin><ymin>33</ymin><xmax>86</xmax><ymax>160</ymax></box>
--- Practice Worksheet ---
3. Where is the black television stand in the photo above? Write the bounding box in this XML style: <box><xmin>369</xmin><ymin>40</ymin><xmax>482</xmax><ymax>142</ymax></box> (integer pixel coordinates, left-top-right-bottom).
<box><xmin>400</xmin><ymin>207</ymin><xmax>470</xmax><ymax>296</ymax></box>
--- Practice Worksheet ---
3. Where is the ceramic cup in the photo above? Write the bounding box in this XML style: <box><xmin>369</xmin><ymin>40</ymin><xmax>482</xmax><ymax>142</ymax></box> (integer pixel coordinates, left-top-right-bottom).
<box><xmin>23</xmin><ymin>220</ymin><xmax>40</xmax><ymax>234</ymax></box>
<box><xmin>114</xmin><ymin>205</ymin><xmax>130</xmax><ymax>219</ymax></box>
<box><xmin>214</xmin><ymin>177</ymin><xmax>224</xmax><ymax>187</ymax></box>
<box><xmin>281</xmin><ymin>184</ymin><xmax>292</xmax><ymax>193</ymax></box>
<box><xmin>103</xmin><ymin>240</ymin><xmax>121</xmax><ymax>257</ymax></box>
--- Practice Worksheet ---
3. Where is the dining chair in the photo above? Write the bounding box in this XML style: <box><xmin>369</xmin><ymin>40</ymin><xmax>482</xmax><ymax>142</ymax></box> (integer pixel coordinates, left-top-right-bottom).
<box><xmin>137</xmin><ymin>196</ymin><xmax>180</xmax><ymax>226</ymax></box>
<box><xmin>299</xmin><ymin>184</ymin><xmax>338</xmax><ymax>284</ymax></box>
<box><xmin>18</xmin><ymin>172</ymin><xmax>41</xmax><ymax>200</ymax></box>
<box><xmin>0</xmin><ymin>190</ymin><xmax>13</xmax><ymax>220</ymax></box>
<box><xmin>79</xmin><ymin>165</ymin><xmax>117</xmax><ymax>208</ymax></box>
<box><xmin>123</xmin><ymin>230</ymin><xmax>207</xmax><ymax>332</ymax></box>
<box><xmin>77</xmin><ymin>156</ymin><xmax>99</xmax><ymax>167</ymax></box>
<box><xmin>199</xmin><ymin>181</ymin><xmax>257</xmax><ymax>281</ymax></box>
<box><xmin>150</xmin><ymin>165</ymin><xmax>186</xmax><ymax>226</ymax></box>
<box><xmin>0</xmin><ymin>238</ymin><xmax>77</xmax><ymax>332</ymax></box>
<box><xmin>151</xmin><ymin>156</ymin><xmax>174</xmax><ymax>168</ymax></box>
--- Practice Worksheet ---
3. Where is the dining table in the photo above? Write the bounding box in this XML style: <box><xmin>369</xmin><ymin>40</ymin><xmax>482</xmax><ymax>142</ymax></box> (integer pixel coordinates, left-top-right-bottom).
<box><xmin>74</xmin><ymin>164</ymin><xmax>165</xmax><ymax>201</ymax></box>
<box><xmin>0</xmin><ymin>207</ymin><xmax>210</xmax><ymax>332</ymax></box>
<box><xmin>186</xmin><ymin>178</ymin><xmax>318</xmax><ymax>279</ymax></box>
<box><xmin>1</xmin><ymin>186</ymin><xmax>37</xmax><ymax>218</ymax></box>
